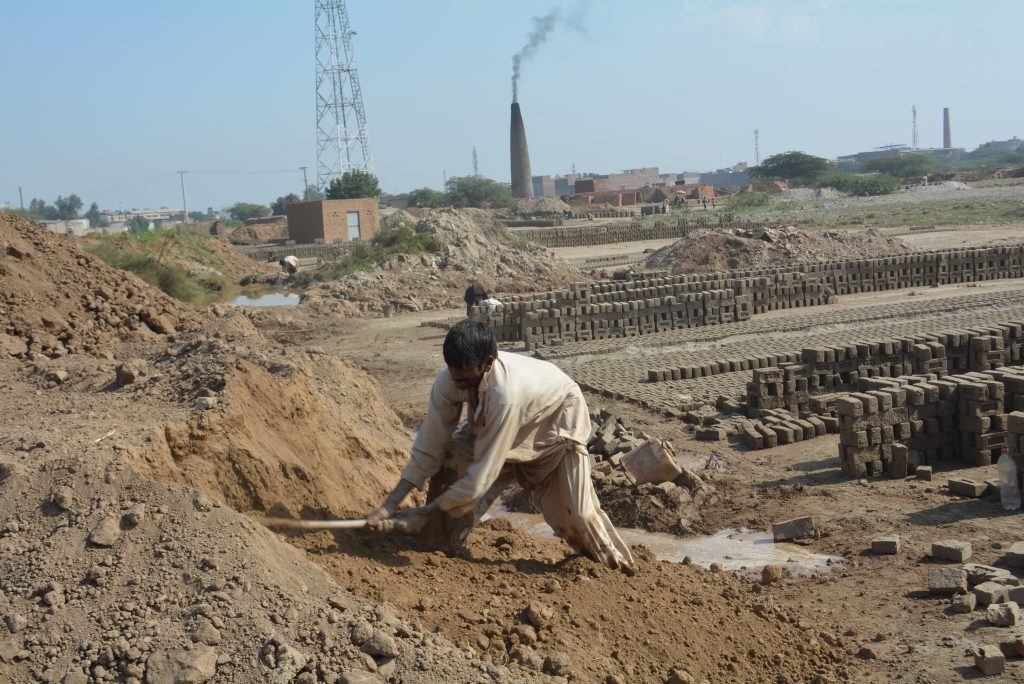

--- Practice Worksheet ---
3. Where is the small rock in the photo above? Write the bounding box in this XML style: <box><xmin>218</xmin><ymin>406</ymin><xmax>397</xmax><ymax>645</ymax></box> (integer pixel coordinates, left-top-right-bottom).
<box><xmin>928</xmin><ymin>567</ymin><xmax>968</xmax><ymax>595</ymax></box>
<box><xmin>973</xmin><ymin>645</ymin><xmax>1005</xmax><ymax>675</ymax></box>
<box><xmin>195</xmin><ymin>397</ymin><xmax>218</xmax><ymax>411</ymax></box>
<box><xmin>513</xmin><ymin>624</ymin><xmax>537</xmax><ymax>645</ymax></box>
<box><xmin>999</xmin><ymin>635</ymin><xmax>1024</xmax><ymax>658</ymax></box>
<box><xmin>360</xmin><ymin>630</ymin><xmax>399</xmax><ymax>658</ymax></box>
<box><xmin>543</xmin><ymin>651</ymin><xmax>572</xmax><ymax>677</ymax></box>
<box><xmin>931</xmin><ymin>540</ymin><xmax>972</xmax><ymax>563</ymax></box>
<box><xmin>709</xmin><ymin>562</ymin><xmax>724</xmax><ymax>573</ymax></box>
<box><xmin>871</xmin><ymin>535</ymin><xmax>900</xmax><ymax>555</ymax></box>
<box><xmin>114</xmin><ymin>359</ymin><xmax>148</xmax><ymax>387</ymax></box>
<box><xmin>3</xmin><ymin>613</ymin><xmax>26</xmax><ymax>633</ymax></box>
<box><xmin>350</xmin><ymin>620</ymin><xmax>374</xmax><ymax>646</ymax></box>
<box><xmin>666</xmin><ymin>668</ymin><xmax>695</xmax><ymax>684</ymax></box>
<box><xmin>987</xmin><ymin>601</ymin><xmax>1020</xmax><ymax>627</ymax></box>
<box><xmin>857</xmin><ymin>646</ymin><xmax>878</xmax><ymax>660</ymax></box>
<box><xmin>761</xmin><ymin>565</ymin><xmax>786</xmax><ymax>584</ymax></box>
<box><xmin>190</xmin><ymin>620</ymin><xmax>221</xmax><ymax>646</ymax></box>
<box><xmin>51</xmin><ymin>486</ymin><xmax>74</xmax><ymax>511</ymax></box>
<box><xmin>771</xmin><ymin>516</ymin><xmax>815</xmax><ymax>542</ymax></box>
<box><xmin>144</xmin><ymin>645</ymin><xmax>218</xmax><ymax>683</ymax></box>
<box><xmin>525</xmin><ymin>602</ymin><xmax>553</xmax><ymax>629</ymax></box>
<box><xmin>124</xmin><ymin>504</ymin><xmax>146</xmax><ymax>527</ymax></box>
<box><xmin>89</xmin><ymin>515</ymin><xmax>121</xmax><ymax>547</ymax></box>
<box><xmin>269</xmin><ymin>643</ymin><xmax>307</xmax><ymax>684</ymax></box>
<box><xmin>45</xmin><ymin>369</ymin><xmax>68</xmax><ymax>384</ymax></box>
<box><xmin>2</xmin><ymin>521</ymin><xmax>17</xmax><ymax>534</ymax></box>
<box><xmin>950</xmin><ymin>593</ymin><xmax>977</xmax><ymax>614</ymax></box>
<box><xmin>336</xmin><ymin>672</ymin><xmax>385</xmax><ymax>684</ymax></box>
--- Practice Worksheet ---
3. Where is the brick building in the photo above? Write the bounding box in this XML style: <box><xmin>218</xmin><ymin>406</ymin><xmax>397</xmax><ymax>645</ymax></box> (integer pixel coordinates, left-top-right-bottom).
<box><xmin>285</xmin><ymin>198</ymin><xmax>380</xmax><ymax>243</ymax></box>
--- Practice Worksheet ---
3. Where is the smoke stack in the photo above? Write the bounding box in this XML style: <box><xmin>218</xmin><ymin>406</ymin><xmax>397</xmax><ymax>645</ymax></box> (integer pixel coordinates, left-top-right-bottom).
<box><xmin>943</xmin><ymin>107</ymin><xmax>952</xmax><ymax>149</ymax></box>
<box><xmin>510</xmin><ymin>102</ymin><xmax>533</xmax><ymax>199</ymax></box>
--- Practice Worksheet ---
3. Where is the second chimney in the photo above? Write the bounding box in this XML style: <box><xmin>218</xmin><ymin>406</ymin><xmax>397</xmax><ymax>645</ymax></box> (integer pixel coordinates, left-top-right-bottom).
<box><xmin>510</xmin><ymin>102</ymin><xmax>534</xmax><ymax>199</ymax></box>
<box><xmin>943</xmin><ymin>107</ymin><xmax>952</xmax><ymax>149</ymax></box>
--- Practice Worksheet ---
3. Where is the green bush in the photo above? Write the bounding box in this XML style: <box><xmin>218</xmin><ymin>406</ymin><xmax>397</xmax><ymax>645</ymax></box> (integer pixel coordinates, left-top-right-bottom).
<box><xmin>818</xmin><ymin>173</ymin><xmax>898</xmax><ymax>197</ymax></box>
<box><xmin>729</xmin><ymin>191</ymin><xmax>772</xmax><ymax>209</ymax></box>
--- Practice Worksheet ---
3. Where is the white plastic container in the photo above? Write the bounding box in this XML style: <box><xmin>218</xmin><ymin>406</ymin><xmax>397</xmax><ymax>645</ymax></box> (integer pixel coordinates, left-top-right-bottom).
<box><xmin>998</xmin><ymin>454</ymin><xmax>1021</xmax><ymax>511</ymax></box>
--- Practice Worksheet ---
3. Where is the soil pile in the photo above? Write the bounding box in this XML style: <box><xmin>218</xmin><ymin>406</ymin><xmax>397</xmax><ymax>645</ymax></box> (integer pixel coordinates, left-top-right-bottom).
<box><xmin>229</xmin><ymin>219</ymin><xmax>289</xmax><ymax>246</ymax></box>
<box><xmin>302</xmin><ymin>519</ymin><xmax>858</xmax><ymax>683</ymax></box>
<box><xmin>506</xmin><ymin>197</ymin><xmax>571</xmax><ymax>217</ymax></box>
<box><xmin>0</xmin><ymin>213</ymin><xmax>200</xmax><ymax>358</ymax></box>
<box><xmin>301</xmin><ymin>208</ymin><xmax>580</xmax><ymax>317</ymax></box>
<box><xmin>644</xmin><ymin>225</ymin><xmax>910</xmax><ymax>274</ymax></box>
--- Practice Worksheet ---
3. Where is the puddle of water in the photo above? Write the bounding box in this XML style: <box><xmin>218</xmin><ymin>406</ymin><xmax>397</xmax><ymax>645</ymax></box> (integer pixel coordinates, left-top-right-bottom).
<box><xmin>229</xmin><ymin>292</ymin><xmax>300</xmax><ymax>307</ymax></box>
<box><xmin>487</xmin><ymin>509</ymin><xmax>841</xmax><ymax>576</ymax></box>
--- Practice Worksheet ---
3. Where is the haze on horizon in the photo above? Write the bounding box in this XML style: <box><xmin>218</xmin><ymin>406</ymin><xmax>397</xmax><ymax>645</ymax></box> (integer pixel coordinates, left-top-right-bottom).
<box><xmin>1</xmin><ymin>0</ymin><xmax>1021</xmax><ymax>212</ymax></box>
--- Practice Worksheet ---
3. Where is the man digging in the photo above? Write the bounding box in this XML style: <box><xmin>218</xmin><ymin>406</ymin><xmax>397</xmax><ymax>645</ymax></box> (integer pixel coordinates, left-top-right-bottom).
<box><xmin>367</xmin><ymin>320</ymin><xmax>636</xmax><ymax>574</ymax></box>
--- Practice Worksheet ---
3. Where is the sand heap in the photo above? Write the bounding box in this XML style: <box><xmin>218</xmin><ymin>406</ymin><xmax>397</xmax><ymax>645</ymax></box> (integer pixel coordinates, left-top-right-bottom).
<box><xmin>0</xmin><ymin>213</ymin><xmax>200</xmax><ymax>358</ymax></box>
<box><xmin>229</xmin><ymin>219</ymin><xmax>289</xmax><ymax>246</ymax></box>
<box><xmin>301</xmin><ymin>208</ymin><xmax>579</xmax><ymax>317</ymax></box>
<box><xmin>644</xmin><ymin>225</ymin><xmax>910</xmax><ymax>274</ymax></box>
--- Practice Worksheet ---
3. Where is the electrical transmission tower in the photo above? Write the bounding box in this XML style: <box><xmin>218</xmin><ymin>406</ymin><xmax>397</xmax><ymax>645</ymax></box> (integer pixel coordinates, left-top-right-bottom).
<box><xmin>315</xmin><ymin>0</ymin><xmax>373</xmax><ymax>192</ymax></box>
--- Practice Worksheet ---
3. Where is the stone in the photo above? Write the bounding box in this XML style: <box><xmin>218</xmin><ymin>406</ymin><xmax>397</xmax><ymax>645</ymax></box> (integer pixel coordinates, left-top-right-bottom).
<box><xmin>916</xmin><ymin>465</ymin><xmax>933</xmax><ymax>481</ymax></box>
<box><xmin>124</xmin><ymin>504</ymin><xmax>146</xmax><ymax>527</ymax></box>
<box><xmin>973</xmin><ymin>645</ymin><xmax>1005</xmax><ymax>675</ymax></box>
<box><xmin>144</xmin><ymin>645</ymin><xmax>218</xmax><ymax>683</ymax></box>
<box><xmin>62</xmin><ymin>672</ymin><xmax>89</xmax><ymax>684</ymax></box>
<box><xmin>761</xmin><ymin>565</ymin><xmax>786</xmax><ymax>584</ymax></box>
<box><xmin>931</xmin><ymin>540</ymin><xmax>972</xmax><ymax>562</ymax></box>
<box><xmin>0</xmin><ymin>637</ymin><xmax>21</xmax><ymax>662</ymax></box>
<box><xmin>349</xmin><ymin>620</ymin><xmax>374</xmax><ymax>646</ymax></box>
<box><xmin>948</xmin><ymin>478</ymin><xmax>987</xmax><ymax>498</ymax></box>
<box><xmin>513</xmin><ymin>624</ymin><xmax>537</xmax><ymax>645</ymax></box>
<box><xmin>927</xmin><ymin>567</ymin><xmax>967</xmax><ymax>595</ymax></box>
<box><xmin>543</xmin><ymin>652</ymin><xmax>572</xmax><ymax>677</ymax></box>
<box><xmin>999</xmin><ymin>636</ymin><xmax>1024</xmax><ymax>658</ymax></box>
<box><xmin>360</xmin><ymin>630</ymin><xmax>399</xmax><ymax>658</ymax></box>
<box><xmin>45</xmin><ymin>369</ymin><xmax>68</xmax><ymax>384</ymax></box>
<box><xmin>195</xmin><ymin>397</ymin><xmax>218</xmax><ymax>411</ymax></box>
<box><xmin>525</xmin><ymin>601</ymin><xmax>553</xmax><ymax>629</ymax></box>
<box><xmin>964</xmin><ymin>564</ymin><xmax>1013</xmax><ymax>586</ymax></box>
<box><xmin>1003</xmin><ymin>541</ymin><xmax>1024</xmax><ymax>568</ymax></box>
<box><xmin>51</xmin><ymin>486</ymin><xmax>74</xmax><ymax>511</ymax></box>
<box><xmin>89</xmin><ymin>516</ymin><xmax>121</xmax><ymax>547</ymax></box>
<box><xmin>115</xmin><ymin>359</ymin><xmax>149</xmax><ymax>387</ymax></box>
<box><xmin>871</xmin><ymin>536</ymin><xmax>900</xmax><ymax>555</ymax></box>
<box><xmin>665</xmin><ymin>668</ymin><xmax>695</xmax><ymax>684</ymax></box>
<box><xmin>987</xmin><ymin>601</ymin><xmax>1020</xmax><ymax>627</ymax></box>
<box><xmin>975</xmin><ymin>582</ymin><xmax>1011</xmax><ymax>607</ymax></box>
<box><xmin>772</xmin><ymin>516</ymin><xmax>815</xmax><ymax>542</ymax></box>
<box><xmin>269</xmin><ymin>643</ymin><xmax>306</xmax><ymax>684</ymax></box>
<box><xmin>950</xmin><ymin>593</ymin><xmax>977</xmax><ymax>614</ymax></box>
<box><xmin>190</xmin><ymin>621</ymin><xmax>221</xmax><ymax>646</ymax></box>
<box><xmin>695</xmin><ymin>427</ymin><xmax>727</xmax><ymax>442</ymax></box>
<box><xmin>1007</xmin><ymin>586</ymin><xmax>1024</xmax><ymax>604</ymax></box>
<box><xmin>621</xmin><ymin>439</ymin><xmax>681</xmax><ymax>485</ymax></box>
<box><xmin>3</xmin><ymin>613</ymin><xmax>27</xmax><ymax>633</ymax></box>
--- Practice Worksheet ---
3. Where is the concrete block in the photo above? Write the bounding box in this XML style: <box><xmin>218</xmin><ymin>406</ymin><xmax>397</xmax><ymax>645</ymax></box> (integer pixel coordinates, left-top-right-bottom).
<box><xmin>928</xmin><ymin>567</ymin><xmax>968</xmax><ymax>595</ymax></box>
<box><xmin>871</xmin><ymin>535</ymin><xmax>900</xmax><ymax>555</ymax></box>
<box><xmin>951</xmin><ymin>592</ymin><xmax>977</xmax><ymax>614</ymax></box>
<box><xmin>987</xmin><ymin>601</ymin><xmax>1020</xmax><ymax>627</ymax></box>
<box><xmin>932</xmin><ymin>540</ymin><xmax>973</xmax><ymax>562</ymax></box>
<box><xmin>974</xmin><ymin>646</ymin><xmax>1005</xmax><ymax>675</ymax></box>
<box><xmin>964</xmin><ymin>564</ymin><xmax>1014</xmax><ymax>586</ymax></box>
<box><xmin>916</xmin><ymin>465</ymin><xmax>933</xmax><ymax>481</ymax></box>
<box><xmin>948</xmin><ymin>478</ymin><xmax>987</xmax><ymax>498</ymax></box>
<box><xmin>975</xmin><ymin>581</ymin><xmax>1010</xmax><ymax>607</ymax></box>
<box><xmin>695</xmin><ymin>427</ymin><xmax>727</xmax><ymax>442</ymax></box>
<box><xmin>772</xmin><ymin>516</ymin><xmax>816</xmax><ymax>542</ymax></box>
<box><xmin>1002</xmin><ymin>541</ymin><xmax>1024</xmax><ymax>568</ymax></box>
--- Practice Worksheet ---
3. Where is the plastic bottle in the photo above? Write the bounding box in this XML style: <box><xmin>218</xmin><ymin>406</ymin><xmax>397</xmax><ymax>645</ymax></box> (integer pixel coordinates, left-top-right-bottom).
<box><xmin>998</xmin><ymin>454</ymin><xmax>1021</xmax><ymax>511</ymax></box>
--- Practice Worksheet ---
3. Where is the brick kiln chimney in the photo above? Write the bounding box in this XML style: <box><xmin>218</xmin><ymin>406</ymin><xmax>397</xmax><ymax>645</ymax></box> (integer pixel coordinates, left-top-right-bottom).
<box><xmin>510</xmin><ymin>102</ymin><xmax>534</xmax><ymax>199</ymax></box>
<box><xmin>943</xmin><ymin>107</ymin><xmax>952</xmax><ymax>149</ymax></box>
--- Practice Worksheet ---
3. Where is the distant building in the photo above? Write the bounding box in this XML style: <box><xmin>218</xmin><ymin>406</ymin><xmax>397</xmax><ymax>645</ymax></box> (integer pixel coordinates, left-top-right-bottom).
<box><xmin>103</xmin><ymin>208</ymin><xmax>183</xmax><ymax>224</ymax></box>
<box><xmin>697</xmin><ymin>170</ymin><xmax>751</xmax><ymax>190</ymax></box>
<box><xmin>0</xmin><ymin>201</ymin><xmax>9</xmax><ymax>210</ymax></box>
<box><xmin>41</xmin><ymin>219</ymin><xmax>91</xmax><ymax>236</ymax></box>
<box><xmin>978</xmin><ymin>137</ymin><xmax>1023</xmax><ymax>151</ymax></box>
<box><xmin>285</xmin><ymin>199</ymin><xmax>380</xmax><ymax>243</ymax></box>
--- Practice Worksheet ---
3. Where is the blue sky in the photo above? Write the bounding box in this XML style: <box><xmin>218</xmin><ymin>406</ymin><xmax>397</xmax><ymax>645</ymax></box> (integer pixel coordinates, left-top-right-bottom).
<box><xmin>2</xmin><ymin>0</ymin><xmax>1022</xmax><ymax>212</ymax></box>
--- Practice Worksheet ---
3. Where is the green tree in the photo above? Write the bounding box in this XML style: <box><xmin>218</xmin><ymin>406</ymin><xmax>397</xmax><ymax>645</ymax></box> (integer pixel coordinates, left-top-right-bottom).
<box><xmin>407</xmin><ymin>187</ymin><xmax>448</xmax><ymax>208</ymax></box>
<box><xmin>54</xmin><ymin>194</ymin><xmax>83</xmax><ymax>220</ymax></box>
<box><xmin>270</xmin><ymin>193</ymin><xmax>301</xmax><ymax>216</ymax></box>
<box><xmin>863</xmin><ymin>155</ymin><xmax>933</xmax><ymax>178</ymax></box>
<box><xmin>187</xmin><ymin>211</ymin><xmax>208</xmax><ymax>222</ymax></box>
<box><xmin>325</xmin><ymin>170</ymin><xmax>381</xmax><ymax>199</ymax></box>
<box><xmin>27</xmin><ymin>198</ymin><xmax>58</xmax><ymax>220</ymax></box>
<box><xmin>303</xmin><ymin>185</ymin><xmax>324</xmax><ymax>201</ymax></box>
<box><xmin>129</xmin><ymin>215</ymin><xmax>150</xmax><ymax>235</ymax></box>
<box><xmin>818</xmin><ymin>173</ymin><xmax>898</xmax><ymax>196</ymax></box>
<box><xmin>444</xmin><ymin>176</ymin><xmax>513</xmax><ymax>208</ymax></box>
<box><xmin>228</xmin><ymin>202</ymin><xmax>271</xmax><ymax>221</ymax></box>
<box><xmin>751</xmin><ymin>152</ymin><xmax>831</xmax><ymax>186</ymax></box>
<box><xmin>84</xmin><ymin>202</ymin><xmax>109</xmax><ymax>228</ymax></box>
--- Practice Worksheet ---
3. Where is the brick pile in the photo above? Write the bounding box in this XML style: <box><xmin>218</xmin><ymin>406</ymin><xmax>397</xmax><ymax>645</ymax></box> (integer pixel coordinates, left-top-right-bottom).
<box><xmin>481</xmin><ymin>244</ymin><xmax>1024</xmax><ymax>350</ymax></box>
<box><xmin>510</xmin><ymin>216</ymin><xmax>744</xmax><ymax>248</ymax></box>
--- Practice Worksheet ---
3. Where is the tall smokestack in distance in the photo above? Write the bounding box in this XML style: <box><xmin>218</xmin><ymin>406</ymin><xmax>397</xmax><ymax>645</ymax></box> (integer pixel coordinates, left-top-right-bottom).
<box><xmin>510</xmin><ymin>102</ymin><xmax>533</xmax><ymax>199</ymax></box>
<box><xmin>943</xmin><ymin>107</ymin><xmax>952</xmax><ymax>149</ymax></box>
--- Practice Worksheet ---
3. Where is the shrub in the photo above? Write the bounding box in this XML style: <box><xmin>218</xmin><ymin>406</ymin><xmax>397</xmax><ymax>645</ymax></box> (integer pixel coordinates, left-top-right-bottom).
<box><xmin>729</xmin><ymin>191</ymin><xmax>772</xmax><ymax>209</ymax></box>
<box><xmin>818</xmin><ymin>173</ymin><xmax>898</xmax><ymax>197</ymax></box>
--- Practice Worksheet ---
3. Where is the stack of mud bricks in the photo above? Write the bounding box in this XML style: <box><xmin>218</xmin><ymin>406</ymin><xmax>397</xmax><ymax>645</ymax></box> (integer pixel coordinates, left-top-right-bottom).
<box><xmin>737</xmin><ymin>408</ymin><xmax>833</xmax><ymax>450</ymax></box>
<box><xmin>834</xmin><ymin>369</ymin><xmax>1024</xmax><ymax>478</ymax></box>
<box><xmin>1003</xmin><ymin>370</ymin><xmax>1024</xmax><ymax>492</ymax></box>
<box><xmin>481</xmin><ymin>244</ymin><xmax>1024</xmax><ymax>348</ymax></box>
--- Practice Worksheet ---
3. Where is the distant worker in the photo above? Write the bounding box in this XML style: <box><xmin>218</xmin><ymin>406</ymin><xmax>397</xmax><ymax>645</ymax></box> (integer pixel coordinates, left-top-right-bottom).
<box><xmin>481</xmin><ymin>297</ymin><xmax>503</xmax><ymax>316</ymax></box>
<box><xmin>278</xmin><ymin>256</ymin><xmax>299</xmax><ymax>275</ymax></box>
<box><xmin>464</xmin><ymin>282</ymin><xmax>487</xmax><ymax>317</ymax></box>
<box><xmin>702</xmin><ymin>197</ymin><xmax>708</xmax><ymax>210</ymax></box>
<box><xmin>711</xmin><ymin>197</ymin><xmax>717</xmax><ymax>208</ymax></box>
<box><xmin>367</xmin><ymin>320</ymin><xmax>636</xmax><ymax>574</ymax></box>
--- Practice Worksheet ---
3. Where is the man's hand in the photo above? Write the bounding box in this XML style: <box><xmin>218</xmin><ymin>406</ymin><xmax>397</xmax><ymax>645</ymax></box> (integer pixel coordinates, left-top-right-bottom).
<box><xmin>369</xmin><ymin>507</ymin><xmax>430</xmax><ymax>534</ymax></box>
<box><xmin>366</xmin><ymin>479</ymin><xmax>417</xmax><ymax>532</ymax></box>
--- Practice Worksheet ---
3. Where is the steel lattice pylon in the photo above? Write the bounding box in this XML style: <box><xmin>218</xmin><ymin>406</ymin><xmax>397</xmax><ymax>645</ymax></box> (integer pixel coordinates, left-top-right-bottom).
<box><xmin>315</xmin><ymin>0</ymin><xmax>373</xmax><ymax>192</ymax></box>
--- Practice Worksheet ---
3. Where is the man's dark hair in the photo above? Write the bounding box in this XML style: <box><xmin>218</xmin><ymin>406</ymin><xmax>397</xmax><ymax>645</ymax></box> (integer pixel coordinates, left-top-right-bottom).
<box><xmin>443</xmin><ymin>320</ymin><xmax>497</xmax><ymax>368</ymax></box>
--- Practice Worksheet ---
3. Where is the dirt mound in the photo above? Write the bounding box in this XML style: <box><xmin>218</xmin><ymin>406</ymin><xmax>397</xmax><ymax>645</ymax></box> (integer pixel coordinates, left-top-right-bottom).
<box><xmin>644</xmin><ymin>225</ymin><xmax>910</xmax><ymax>274</ymax></box>
<box><xmin>507</xmin><ymin>197</ymin><xmax>572</xmax><ymax>217</ymax></box>
<box><xmin>0</xmin><ymin>213</ymin><xmax>200</xmax><ymax>358</ymax></box>
<box><xmin>229</xmin><ymin>219</ymin><xmax>289</xmax><ymax>245</ymax></box>
<box><xmin>301</xmin><ymin>519</ymin><xmax>859</xmax><ymax>683</ymax></box>
<box><xmin>301</xmin><ymin>208</ymin><xmax>580</xmax><ymax>317</ymax></box>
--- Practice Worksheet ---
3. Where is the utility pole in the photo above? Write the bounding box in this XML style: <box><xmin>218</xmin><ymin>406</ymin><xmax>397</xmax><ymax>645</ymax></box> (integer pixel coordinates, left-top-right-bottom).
<box><xmin>754</xmin><ymin>129</ymin><xmax>760</xmax><ymax>166</ymax></box>
<box><xmin>178</xmin><ymin>171</ymin><xmax>189</xmax><ymax>224</ymax></box>
<box><xmin>18</xmin><ymin>186</ymin><xmax>24</xmax><ymax>210</ymax></box>
<box><xmin>300</xmin><ymin>166</ymin><xmax>309</xmax><ymax>199</ymax></box>
<box><xmin>443</xmin><ymin>169</ymin><xmax>447</xmax><ymax>187</ymax></box>
<box><xmin>472</xmin><ymin>147</ymin><xmax>479</xmax><ymax>177</ymax></box>
<box><xmin>912</xmin><ymin>105</ymin><xmax>919</xmax><ymax>150</ymax></box>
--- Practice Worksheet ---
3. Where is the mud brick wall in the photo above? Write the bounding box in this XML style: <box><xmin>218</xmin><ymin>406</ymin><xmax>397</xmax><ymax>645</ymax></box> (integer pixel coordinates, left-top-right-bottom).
<box><xmin>834</xmin><ymin>367</ymin><xmax>1024</xmax><ymax>478</ymax></box>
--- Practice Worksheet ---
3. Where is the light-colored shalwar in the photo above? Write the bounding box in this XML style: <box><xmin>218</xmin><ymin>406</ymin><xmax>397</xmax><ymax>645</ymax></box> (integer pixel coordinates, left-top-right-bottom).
<box><xmin>401</xmin><ymin>351</ymin><xmax>635</xmax><ymax>571</ymax></box>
